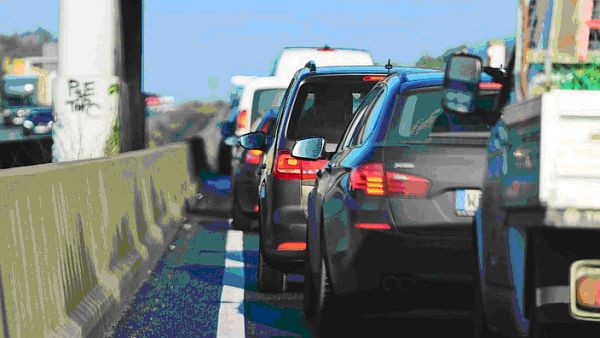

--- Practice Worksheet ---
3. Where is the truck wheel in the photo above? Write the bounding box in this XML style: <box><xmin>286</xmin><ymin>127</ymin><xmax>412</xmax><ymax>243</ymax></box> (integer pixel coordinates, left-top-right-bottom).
<box><xmin>232</xmin><ymin>197</ymin><xmax>252</xmax><ymax>231</ymax></box>
<box><xmin>257</xmin><ymin>250</ymin><xmax>286</xmax><ymax>293</ymax></box>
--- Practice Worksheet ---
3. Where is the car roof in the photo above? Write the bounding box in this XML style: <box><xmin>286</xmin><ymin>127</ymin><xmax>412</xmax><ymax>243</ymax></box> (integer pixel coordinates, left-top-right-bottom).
<box><xmin>296</xmin><ymin>65</ymin><xmax>437</xmax><ymax>78</ymax></box>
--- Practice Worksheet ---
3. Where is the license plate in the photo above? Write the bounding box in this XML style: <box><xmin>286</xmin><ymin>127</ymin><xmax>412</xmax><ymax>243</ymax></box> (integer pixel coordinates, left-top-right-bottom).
<box><xmin>455</xmin><ymin>189</ymin><xmax>481</xmax><ymax>216</ymax></box>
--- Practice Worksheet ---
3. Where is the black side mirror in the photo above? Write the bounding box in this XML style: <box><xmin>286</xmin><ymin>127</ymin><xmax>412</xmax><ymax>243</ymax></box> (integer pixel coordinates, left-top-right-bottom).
<box><xmin>220</xmin><ymin>121</ymin><xmax>236</xmax><ymax>137</ymax></box>
<box><xmin>442</xmin><ymin>53</ymin><xmax>482</xmax><ymax>114</ymax></box>
<box><xmin>291</xmin><ymin>137</ymin><xmax>326</xmax><ymax>161</ymax></box>
<box><xmin>239</xmin><ymin>132</ymin><xmax>266</xmax><ymax>150</ymax></box>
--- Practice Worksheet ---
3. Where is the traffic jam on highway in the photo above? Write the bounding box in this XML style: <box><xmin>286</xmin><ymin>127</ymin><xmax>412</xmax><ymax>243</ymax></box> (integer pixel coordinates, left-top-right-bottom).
<box><xmin>199</xmin><ymin>4</ymin><xmax>600</xmax><ymax>337</ymax></box>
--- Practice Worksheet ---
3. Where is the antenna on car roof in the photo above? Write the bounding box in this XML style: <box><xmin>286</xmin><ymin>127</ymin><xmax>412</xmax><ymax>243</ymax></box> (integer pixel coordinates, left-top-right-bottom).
<box><xmin>385</xmin><ymin>59</ymin><xmax>393</xmax><ymax>74</ymax></box>
<box><xmin>305</xmin><ymin>60</ymin><xmax>317</xmax><ymax>72</ymax></box>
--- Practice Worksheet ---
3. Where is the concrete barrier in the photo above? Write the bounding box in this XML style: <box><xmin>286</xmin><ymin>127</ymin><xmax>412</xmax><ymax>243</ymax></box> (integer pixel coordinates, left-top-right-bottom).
<box><xmin>0</xmin><ymin>142</ymin><xmax>196</xmax><ymax>337</ymax></box>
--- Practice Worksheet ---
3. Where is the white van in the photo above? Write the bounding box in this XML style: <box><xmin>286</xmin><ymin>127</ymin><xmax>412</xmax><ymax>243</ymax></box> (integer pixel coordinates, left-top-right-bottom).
<box><xmin>269</xmin><ymin>46</ymin><xmax>374</xmax><ymax>80</ymax></box>
<box><xmin>234</xmin><ymin>76</ymin><xmax>289</xmax><ymax>136</ymax></box>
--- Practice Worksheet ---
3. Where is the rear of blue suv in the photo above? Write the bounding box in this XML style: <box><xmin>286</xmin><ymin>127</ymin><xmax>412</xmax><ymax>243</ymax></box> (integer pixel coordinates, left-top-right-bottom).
<box><xmin>240</xmin><ymin>63</ymin><xmax>436</xmax><ymax>292</ymax></box>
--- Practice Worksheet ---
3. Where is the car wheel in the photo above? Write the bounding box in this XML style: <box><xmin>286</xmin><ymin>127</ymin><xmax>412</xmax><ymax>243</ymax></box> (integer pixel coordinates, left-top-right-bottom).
<box><xmin>232</xmin><ymin>197</ymin><xmax>252</xmax><ymax>231</ymax></box>
<box><xmin>303</xmin><ymin>258</ymin><xmax>316</xmax><ymax>319</ymax></box>
<box><xmin>315</xmin><ymin>258</ymin><xmax>357</xmax><ymax>337</ymax></box>
<box><xmin>257</xmin><ymin>249</ymin><xmax>286</xmax><ymax>293</ymax></box>
<box><xmin>473</xmin><ymin>217</ymin><xmax>494</xmax><ymax>338</ymax></box>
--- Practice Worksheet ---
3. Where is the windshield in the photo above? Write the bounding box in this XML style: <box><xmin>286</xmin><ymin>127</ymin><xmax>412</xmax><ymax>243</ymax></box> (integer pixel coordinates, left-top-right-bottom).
<box><xmin>252</xmin><ymin>89</ymin><xmax>285</xmax><ymax>125</ymax></box>
<box><xmin>286</xmin><ymin>77</ymin><xmax>376</xmax><ymax>143</ymax></box>
<box><xmin>386</xmin><ymin>88</ymin><xmax>495</xmax><ymax>144</ymax></box>
<box><xmin>3</xmin><ymin>95</ymin><xmax>31</xmax><ymax>107</ymax></box>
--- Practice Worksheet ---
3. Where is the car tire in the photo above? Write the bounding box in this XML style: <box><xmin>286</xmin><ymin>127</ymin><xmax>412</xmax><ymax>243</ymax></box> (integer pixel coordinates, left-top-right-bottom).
<box><xmin>232</xmin><ymin>197</ymin><xmax>252</xmax><ymax>231</ymax></box>
<box><xmin>315</xmin><ymin>258</ymin><xmax>357</xmax><ymax>337</ymax></box>
<box><xmin>257</xmin><ymin>249</ymin><xmax>287</xmax><ymax>293</ymax></box>
<box><xmin>473</xmin><ymin>216</ymin><xmax>494</xmax><ymax>338</ymax></box>
<box><xmin>303</xmin><ymin>258</ymin><xmax>317</xmax><ymax>319</ymax></box>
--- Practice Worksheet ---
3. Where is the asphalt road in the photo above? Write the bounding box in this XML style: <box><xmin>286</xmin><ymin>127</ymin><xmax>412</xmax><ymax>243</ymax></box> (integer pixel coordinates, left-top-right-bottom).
<box><xmin>108</xmin><ymin>174</ymin><xmax>477</xmax><ymax>338</ymax></box>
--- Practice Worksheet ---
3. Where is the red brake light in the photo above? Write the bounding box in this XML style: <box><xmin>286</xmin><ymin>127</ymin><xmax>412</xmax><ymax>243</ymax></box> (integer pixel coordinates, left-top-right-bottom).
<box><xmin>350</xmin><ymin>163</ymin><xmax>385</xmax><ymax>196</ymax></box>
<box><xmin>386</xmin><ymin>172</ymin><xmax>430</xmax><ymax>197</ymax></box>
<box><xmin>237</xmin><ymin>109</ymin><xmax>248</xmax><ymax>129</ymax></box>
<box><xmin>354</xmin><ymin>223</ymin><xmax>391</xmax><ymax>230</ymax></box>
<box><xmin>277</xmin><ymin>242</ymin><xmax>306</xmax><ymax>251</ymax></box>
<box><xmin>317</xmin><ymin>46</ymin><xmax>336</xmax><ymax>52</ymax></box>
<box><xmin>479</xmin><ymin>82</ymin><xmax>503</xmax><ymax>90</ymax></box>
<box><xmin>362</xmin><ymin>75</ymin><xmax>385</xmax><ymax>82</ymax></box>
<box><xmin>274</xmin><ymin>150</ymin><xmax>328</xmax><ymax>180</ymax></box>
<box><xmin>274</xmin><ymin>150</ymin><xmax>302</xmax><ymax>180</ymax></box>
<box><xmin>244</xmin><ymin>149</ymin><xmax>264</xmax><ymax>165</ymax></box>
<box><xmin>350</xmin><ymin>162</ymin><xmax>430</xmax><ymax>197</ymax></box>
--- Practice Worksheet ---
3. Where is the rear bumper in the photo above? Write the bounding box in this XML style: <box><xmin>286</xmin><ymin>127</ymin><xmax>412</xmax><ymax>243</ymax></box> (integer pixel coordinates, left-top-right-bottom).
<box><xmin>330</xmin><ymin>223</ymin><xmax>474</xmax><ymax>296</ymax></box>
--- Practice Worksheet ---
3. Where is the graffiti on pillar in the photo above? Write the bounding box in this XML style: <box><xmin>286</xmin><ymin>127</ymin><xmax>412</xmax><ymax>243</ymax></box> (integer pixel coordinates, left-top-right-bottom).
<box><xmin>65</xmin><ymin>79</ymin><xmax>100</xmax><ymax>114</ymax></box>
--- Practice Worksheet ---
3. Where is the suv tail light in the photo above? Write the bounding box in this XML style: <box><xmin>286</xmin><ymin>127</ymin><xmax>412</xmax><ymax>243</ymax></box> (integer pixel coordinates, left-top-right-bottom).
<box><xmin>237</xmin><ymin>109</ymin><xmax>248</xmax><ymax>129</ymax></box>
<box><xmin>350</xmin><ymin>162</ymin><xmax>430</xmax><ymax>197</ymax></box>
<box><xmin>244</xmin><ymin>149</ymin><xmax>264</xmax><ymax>165</ymax></box>
<box><xmin>274</xmin><ymin>150</ymin><xmax>328</xmax><ymax>180</ymax></box>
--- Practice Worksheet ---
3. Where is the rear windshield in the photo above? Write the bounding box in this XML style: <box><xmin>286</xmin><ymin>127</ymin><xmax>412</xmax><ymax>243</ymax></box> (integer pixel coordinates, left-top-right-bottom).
<box><xmin>286</xmin><ymin>77</ymin><xmax>376</xmax><ymax>143</ymax></box>
<box><xmin>386</xmin><ymin>88</ymin><xmax>496</xmax><ymax>144</ymax></box>
<box><xmin>252</xmin><ymin>89</ymin><xmax>285</xmax><ymax>124</ymax></box>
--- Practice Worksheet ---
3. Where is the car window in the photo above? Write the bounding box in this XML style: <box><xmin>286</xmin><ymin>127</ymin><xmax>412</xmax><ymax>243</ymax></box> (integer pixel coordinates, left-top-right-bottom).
<box><xmin>351</xmin><ymin>88</ymin><xmax>386</xmax><ymax>146</ymax></box>
<box><xmin>337</xmin><ymin>87</ymin><xmax>381</xmax><ymax>150</ymax></box>
<box><xmin>251</xmin><ymin>89</ymin><xmax>285</xmax><ymax>125</ymax></box>
<box><xmin>286</xmin><ymin>77</ymin><xmax>376</xmax><ymax>144</ymax></box>
<box><xmin>386</xmin><ymin>87</ymin><xmax>494</xmax><ymax>144</ymax></box>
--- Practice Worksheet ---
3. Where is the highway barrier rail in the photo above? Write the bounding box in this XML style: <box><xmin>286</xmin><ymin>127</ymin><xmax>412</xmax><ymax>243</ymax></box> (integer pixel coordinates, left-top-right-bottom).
<box><xmin>0</xmin><ymin>142</ymin><xmax>197</xmax><ymax>337</ymax></box>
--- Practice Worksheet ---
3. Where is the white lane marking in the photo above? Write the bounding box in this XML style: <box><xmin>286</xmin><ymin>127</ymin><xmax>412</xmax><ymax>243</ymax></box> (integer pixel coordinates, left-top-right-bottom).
<box><xmin>217</xmin><ymin>230</ymin><xmax>246</xmax><ymax>337</ymax></box>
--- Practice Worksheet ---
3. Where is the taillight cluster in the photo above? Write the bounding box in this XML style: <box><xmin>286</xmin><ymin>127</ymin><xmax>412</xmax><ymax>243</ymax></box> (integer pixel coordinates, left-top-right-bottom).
<box><xmin>244</xmin><ymin>149</ymin><xmax>264</xmax><ymax>165</ymax></box>
<box><xmin>350</xmin><ymin>163</ymin><xmax>430</xmax><ymax>197</ymax></box>
<box><xmin>237</xmin><ymin>109</ymin><xmax>248</xmax><ymax>129</ymax></box>
<box><xmin>274</xmin><ymin>150</ymin><xmax>328</xmax><ymax>180</ymax></box>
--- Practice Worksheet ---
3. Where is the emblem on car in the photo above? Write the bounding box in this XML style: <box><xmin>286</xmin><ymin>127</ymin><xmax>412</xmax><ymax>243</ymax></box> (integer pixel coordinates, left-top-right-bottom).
<box><xmin>393</xmin><ymin>162</ymin><xmax>415</xmax><ymax>169</ymax></box>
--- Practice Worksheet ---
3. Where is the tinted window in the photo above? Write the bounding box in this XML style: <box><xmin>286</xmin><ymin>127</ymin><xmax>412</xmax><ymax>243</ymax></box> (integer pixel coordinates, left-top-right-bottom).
<box><xmin>286</xmin><ymin>79</ymin><xmax>376</xmax><ymax>143</ymax></box>
<box><xmin>386</xmin><ymin>88</ymin><xmax>494</xmax><ymax>144</ymax></box>
<box><xmin>338</xmin><ymin>86</ymin><xmax>383</xmax><ymax>150</ymax></box>
<box><xmin>4</xmin><ymin>96</ymin><xmax>31</xmax><ymax>107</ymax></box>
<box><xmin>352</xmin><ymin>89</ymin><xmax>386</xmax><ymax>146</ymax></box>
<box><xmin>252</xmin><ymin>89</ymin><xmax>285</xmax><ymax>124</ymax></box>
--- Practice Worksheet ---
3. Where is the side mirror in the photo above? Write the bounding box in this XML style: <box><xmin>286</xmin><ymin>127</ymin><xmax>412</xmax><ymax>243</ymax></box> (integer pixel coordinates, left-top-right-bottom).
<box><xmin>239</xmin><ymin>132</ymin><xmax>266</xmax><ymax>150</ymax></box>
<box><xmin>291</xmin><ymin>137</ymin><xmax>326</xmax><ymax>161</ymax></box>
<box><xmin>442</xmin><ymin>53</ymin><xmax>482</xmax><ymax>114</ymax></box>
<box><xmin>220</xmin><ymin>121</ymin><xmax>236</xmax><ymax>136</ymax></box>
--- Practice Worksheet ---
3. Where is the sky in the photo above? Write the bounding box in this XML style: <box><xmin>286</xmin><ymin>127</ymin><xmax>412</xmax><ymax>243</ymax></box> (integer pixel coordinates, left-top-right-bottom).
<box><xmin>0</xmin><ymin>0</ymin><xmax>517</xmax><ymax>102</ymax></box>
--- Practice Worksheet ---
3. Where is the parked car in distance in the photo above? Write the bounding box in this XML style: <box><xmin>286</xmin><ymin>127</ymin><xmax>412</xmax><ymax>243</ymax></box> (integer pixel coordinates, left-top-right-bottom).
<box><xmin>238</xmin><ymin>63</ymin><xmax>428</xmax><ymax>294</ymax></box>
<box><xmin>231</xmin><ymin>108</ymin><xmax>279</xmax><ymax>231</ymax></box>
<box><xmin>296</xmin><ymin>69</ymin><xmax>500</xmax><ymax>334</ymax></box>
<box><xmin>22</xmin><ymin>107</ymin><xmax>53</xmax><ymax>136</ymax></box>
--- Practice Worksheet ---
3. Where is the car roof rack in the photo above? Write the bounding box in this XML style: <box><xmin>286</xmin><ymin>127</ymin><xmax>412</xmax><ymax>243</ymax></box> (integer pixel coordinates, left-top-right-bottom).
<box><xmin>304</xmin><ymin>60</ymin><xmax>317</xmax><ymax>72</ymax></box>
